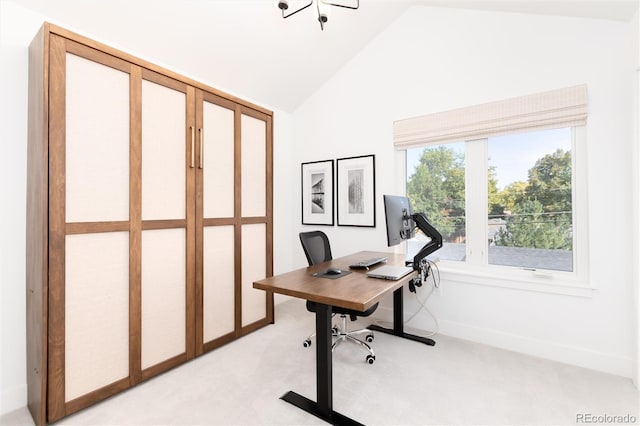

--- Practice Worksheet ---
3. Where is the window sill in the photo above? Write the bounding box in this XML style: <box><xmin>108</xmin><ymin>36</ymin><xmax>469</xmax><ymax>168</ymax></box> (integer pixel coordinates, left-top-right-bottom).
<box><xmin>433</xmin><ymin>261</ymin><xmax>594</xmax><ymax>298</ymax></box>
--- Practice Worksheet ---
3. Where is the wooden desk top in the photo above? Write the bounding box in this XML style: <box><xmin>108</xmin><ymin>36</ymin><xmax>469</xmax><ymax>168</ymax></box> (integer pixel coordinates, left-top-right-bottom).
<box><xmin>253</xmin><ymin>251</ymin><xmax>415</xmax><ymax>312</ymax></box>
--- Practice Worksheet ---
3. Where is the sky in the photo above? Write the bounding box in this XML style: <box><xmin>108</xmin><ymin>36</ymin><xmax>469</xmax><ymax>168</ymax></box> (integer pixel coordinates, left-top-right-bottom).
<box><xmin>406</xmin><ymin>127</ymin><xmax>572</xmax><ymax>190</ymax></box>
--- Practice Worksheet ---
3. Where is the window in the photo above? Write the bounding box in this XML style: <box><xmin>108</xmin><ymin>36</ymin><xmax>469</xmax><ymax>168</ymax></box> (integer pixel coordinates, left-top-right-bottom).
<box><xmin>406</xmin><ymin>128</ymin><xmax>575</xmax><ymax>273</ymax></box>
<box><xmin>487</xmin><ymin>128</ymin><xmax>573</xmax><ymax>272</ymax></box>
<box><xmin>395</xmin><ymin>85</ymin><xmax>589</xmax><ymax>291</ymax></box>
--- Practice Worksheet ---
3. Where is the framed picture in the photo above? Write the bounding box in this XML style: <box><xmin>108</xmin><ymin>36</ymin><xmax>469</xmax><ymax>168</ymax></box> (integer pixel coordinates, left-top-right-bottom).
<box><xmin>337</xmin><ymin>155</ymin><xmax>376</xmax><ymax>227</ymax></box>
<box><xmin>301</xmin><ymin>160</ymin><xmax>334</xmax><ymax>226</ymax></box>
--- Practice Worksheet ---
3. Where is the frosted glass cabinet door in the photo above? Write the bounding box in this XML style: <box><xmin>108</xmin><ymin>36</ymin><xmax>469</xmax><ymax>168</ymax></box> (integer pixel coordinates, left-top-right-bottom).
<box><xmin>241</xmin><ymin>114</ymin><xmax>266</xmax><ymax>218</ymax></box>
<box><xmin>65</xmin><ymin>53</ymin><xmax>129</xmax><ymax>223</ymax></box>
<box><xmin>141</xmin><ymin>79</ymin><xmax>186</xmax><ymax>221</ymax></box>
<box><xmin>141</xmin><ymin>229</ymin><xmax>186</xmax><ymax>369</ymax></box>
<box><xmin>202</xmin><ymin>226</ymin><xmax>235</xmax><ymax>343</ymax></box>
<box><xmin>202</xmin><ymin>100</ymin><xmax>234</xmax><ymax>219</ymax></box>
<box><xmin>139</xmin><ymin>76</ymin><xmax>189</xmax><ymax>370</ymax></box>
<box><xmin>65</xmin><ymin>232</ymin><xmax>130</xmax><ymax>401</ymax></box>
<box><xmin>241</xmin><ymin>224</ymin><xmax>266</xmax><ymax>327</ymax></box>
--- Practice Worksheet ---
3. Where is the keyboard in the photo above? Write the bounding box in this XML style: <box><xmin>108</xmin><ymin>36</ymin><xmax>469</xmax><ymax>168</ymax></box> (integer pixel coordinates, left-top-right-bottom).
<box><xmin>349</xmin><ymin>256</ymin><xmax>388</xmax><ymax>270</ymax></box>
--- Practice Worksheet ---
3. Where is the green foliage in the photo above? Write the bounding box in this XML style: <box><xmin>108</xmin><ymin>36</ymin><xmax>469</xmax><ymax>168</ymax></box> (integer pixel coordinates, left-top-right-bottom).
<box><xmin>526</xmin><ymin>149</ymin><xmax>572</xmax><ymax>214</ymax></box>
<box><xmin>497</xmin><ymin>148</ymin><xmax>572</xmax><ymax>250</ymax></box>
<box><xmin>495</xmin><ymin>199</ymin><xmax>572</xmax><ymax>249</ymax></box>
<box><xmin>406</xmin><ymin>145</ymin><xmax>572</xmax><ymax>250</ymax></box>
<box><xmin>494</xmin><ymin>181</ymin><xmax>528</xmax><ymax>214</ymax></box>
<box><xmin>407</xmin><ymin>146</ymin><xmax>465</xmax><ymax>242</ymax></box>
<box><xmin>487</xmin><ymin>166</ymin><xmax>501</xmax><ymax>217</ymax></box>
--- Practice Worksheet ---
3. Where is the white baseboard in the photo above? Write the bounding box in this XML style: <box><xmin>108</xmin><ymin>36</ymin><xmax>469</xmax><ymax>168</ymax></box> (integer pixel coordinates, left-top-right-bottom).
<box><xmin>0</xmin><ymin>384</ymin><xmax>27</xmax><ymax>416</ymax></box>
<box><xmin>376</xmin><ymin>306</ymin><xmax>632</xmax><ymax>378</ymax></box>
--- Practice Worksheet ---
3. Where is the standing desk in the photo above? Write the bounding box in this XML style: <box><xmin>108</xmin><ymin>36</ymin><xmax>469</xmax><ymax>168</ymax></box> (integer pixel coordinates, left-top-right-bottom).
<box><xmin>253</xmin><ymin>250</ymin><xmax>435</xmax><ymax>426</ymax></box>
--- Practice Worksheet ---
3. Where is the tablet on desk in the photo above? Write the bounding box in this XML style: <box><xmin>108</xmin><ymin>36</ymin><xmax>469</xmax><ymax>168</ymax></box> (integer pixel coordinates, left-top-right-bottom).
<box><xmin>366</xmin><ymin>265</ymin><xmax>413</xmax><ymax>281</ymax></box>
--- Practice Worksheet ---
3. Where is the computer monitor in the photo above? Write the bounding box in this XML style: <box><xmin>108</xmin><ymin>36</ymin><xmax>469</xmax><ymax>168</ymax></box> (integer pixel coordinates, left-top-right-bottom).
<box><xmin>383</xmin><ymin>195</ymin><xmax>415</xmax><ymax>247</ymax></box>
<box><xmin>383</xmin><ymin>194</ymin><xmax>443</xmax><ymax>271</ymax></box>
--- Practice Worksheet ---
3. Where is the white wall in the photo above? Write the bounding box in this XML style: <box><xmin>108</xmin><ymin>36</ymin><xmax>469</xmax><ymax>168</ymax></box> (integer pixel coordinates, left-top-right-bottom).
<box><xmin>293</xmin><ymin>6</ymin><xmax>636</xmax><ymax>378</ymax></box>
<box><xmin>632</xmin><ymin>7</ymin><xmax>640</xmax><ymax>388</ymax></box>
<box><xmin>0</xmin><ymin>1</ymin><xmax>297</xmax><ymax>414</ymax></box>
<box><xmin>0</xmin><ymin>1</ymin><xmax>42</xmax><ymax>414</ymax></box>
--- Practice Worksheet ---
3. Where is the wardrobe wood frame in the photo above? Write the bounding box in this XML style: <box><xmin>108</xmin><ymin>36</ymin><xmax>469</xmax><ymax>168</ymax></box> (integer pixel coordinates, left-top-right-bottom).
<box><xmin>27</xmin><ymin>22</ymin><xmax>274</xmax><ymax>425</ymax></box>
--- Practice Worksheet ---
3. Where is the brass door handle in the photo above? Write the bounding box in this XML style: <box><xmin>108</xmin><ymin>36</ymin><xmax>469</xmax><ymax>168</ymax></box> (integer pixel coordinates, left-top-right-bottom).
<box><xmin>190</xmin><ymin>126</ymin><xmax>195</xmax><ymax>168</ymax></box>
<box><xmin>199</xmin><ymin>128</ymin><xmax>204</xmax><ymax>169</ymax></box>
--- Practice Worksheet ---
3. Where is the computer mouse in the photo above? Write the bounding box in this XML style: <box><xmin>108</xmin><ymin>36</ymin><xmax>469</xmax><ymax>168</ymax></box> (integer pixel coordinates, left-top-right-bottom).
<box><xmin>326</xmin><ymin>267</ymin><xmax>343</xmax><ymax>275</ymax></box>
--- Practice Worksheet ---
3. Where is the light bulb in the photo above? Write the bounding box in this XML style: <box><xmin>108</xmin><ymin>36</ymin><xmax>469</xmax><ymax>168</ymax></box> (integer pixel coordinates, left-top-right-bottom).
<box><xmin>278</xmin><ymin>0</ymin><xmax>289</xmax><ymax>11</ymax></box>
<box><xmin>317</xmin><ymin>0</ymin><xmax>331</xmax><ymax>24</ymax></box>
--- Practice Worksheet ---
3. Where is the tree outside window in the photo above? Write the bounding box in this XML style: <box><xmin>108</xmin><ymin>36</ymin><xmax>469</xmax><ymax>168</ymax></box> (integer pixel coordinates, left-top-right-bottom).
<box><xmin>406</xmin><ymin>128</ymin><xmax>573</xmax><ymax>272</ymax></box>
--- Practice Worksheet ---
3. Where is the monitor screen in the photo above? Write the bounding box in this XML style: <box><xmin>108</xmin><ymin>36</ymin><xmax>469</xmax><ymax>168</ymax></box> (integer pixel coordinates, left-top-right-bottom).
<box><xmin>383</xmin><ymin>195</ymin><xmax>415</xmax><ymax>247</ymax></box>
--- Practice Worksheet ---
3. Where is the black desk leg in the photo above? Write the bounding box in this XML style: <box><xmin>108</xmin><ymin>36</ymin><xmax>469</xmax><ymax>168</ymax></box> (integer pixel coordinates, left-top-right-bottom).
<box><xmin>280</xmin><ymin>303</ymin><xmax>365</xmax><ymax>426</ymax></box>
<box><xmin>316</xmin><ymin>303</ymin><xmax>333</xmax><ymax>416</ymax></box>
<box><xmin>368</xmin><ymin>287</ymin><xmax>436</xmax><ymax>346</ymax></box>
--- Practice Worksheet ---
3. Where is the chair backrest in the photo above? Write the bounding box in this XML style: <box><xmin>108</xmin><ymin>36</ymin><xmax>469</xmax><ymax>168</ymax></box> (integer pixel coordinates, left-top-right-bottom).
<box><xmin>299</xmin><ymin>231</ymin><xmax>332</xmax><ymax>266</ymax></box>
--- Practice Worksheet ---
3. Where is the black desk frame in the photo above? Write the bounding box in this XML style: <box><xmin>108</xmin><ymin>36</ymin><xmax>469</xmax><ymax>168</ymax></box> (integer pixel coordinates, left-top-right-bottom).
<box><xmin>367</xmin><ymin>287</ymin><xmax>436</xmax><ymax>346</ymax></box>
<box><xmin>281</xmin><ymin>303</ymin><xmax>360</xmax><ymax>426</ymax></box>
<box><xmin>280</xmin><ymin>287</ymin><xmax>434</xmax><ymax>425</ymax></box>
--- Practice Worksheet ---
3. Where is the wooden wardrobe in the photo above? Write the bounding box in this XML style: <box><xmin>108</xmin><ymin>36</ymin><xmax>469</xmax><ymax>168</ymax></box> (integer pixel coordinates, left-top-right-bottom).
<box><xmin>26</xmin><ymin>23</ymin><xmax>273</xmax><ymax>425</ymax></box>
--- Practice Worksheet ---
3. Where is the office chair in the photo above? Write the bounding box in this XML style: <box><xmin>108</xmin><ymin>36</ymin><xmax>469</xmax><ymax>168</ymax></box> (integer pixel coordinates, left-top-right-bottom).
<box><xmin>299</xmin><ymin>231</ymin><xmax>377</xmax><ymax>364</ymax></box>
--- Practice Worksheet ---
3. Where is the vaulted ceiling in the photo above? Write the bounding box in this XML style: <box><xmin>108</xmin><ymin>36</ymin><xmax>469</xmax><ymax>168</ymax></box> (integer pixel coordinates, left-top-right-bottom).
<box><xmin>12</xmin><ymin>0</ymin><xmax>639</xmax><ymax>112</ymax></box>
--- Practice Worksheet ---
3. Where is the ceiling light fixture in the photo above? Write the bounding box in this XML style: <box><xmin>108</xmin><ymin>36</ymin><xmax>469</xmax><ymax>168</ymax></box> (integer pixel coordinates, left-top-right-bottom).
<box><xmin>277</xmin><ymin>0</ymin><xmax>359</xmax><ymax>30</ymax></box>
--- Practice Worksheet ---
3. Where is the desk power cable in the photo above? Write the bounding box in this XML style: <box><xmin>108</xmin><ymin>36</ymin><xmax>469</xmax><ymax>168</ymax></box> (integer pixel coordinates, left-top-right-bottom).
<box><xmin>408</xmin><ymin>258</ymin><xmax>439</xmax><ymax>292</ymax></box>
<box><xmin>405</xmin><ymin>259</ymin><xmax>440</xmax><ymax>337</ymax></box>
<box><xmin>371</xmin><ymin>259</ymin><xmax>441</xmax><ymax>337</ymax></box>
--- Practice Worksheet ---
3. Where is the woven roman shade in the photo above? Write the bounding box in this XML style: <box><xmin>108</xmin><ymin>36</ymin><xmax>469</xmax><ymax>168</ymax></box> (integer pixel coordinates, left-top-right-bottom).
<box><xmin>393</xmin><ymin>85</ymin><xmax>588</xmax><ymax>149</ymax></box>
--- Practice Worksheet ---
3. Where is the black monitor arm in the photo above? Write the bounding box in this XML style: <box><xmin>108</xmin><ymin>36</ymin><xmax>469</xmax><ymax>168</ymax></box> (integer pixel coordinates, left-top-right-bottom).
<box><xmin>411</xmin><ymin>212</ymin><xmax>443</xmax><ymax>273</ymax></box>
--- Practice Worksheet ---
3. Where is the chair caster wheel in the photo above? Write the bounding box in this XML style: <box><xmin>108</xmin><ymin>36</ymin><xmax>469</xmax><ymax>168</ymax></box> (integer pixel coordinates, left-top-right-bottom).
<box><xmin>303</xmin><ymin>339</ymin><xmax>312</xmax><ymax>348</ymax></box>
<box><xmin>366</xmin><ymin>355</ymin><xmax>375</xmax><ymax>364</ymax></box>
<box><xmin>365</xmin><ymin>334</ymin><xmax>374</xmax><ymax>343</ymax></box>
<box><xmin>332</xmin><ymin>326</ymin><xmax>339</xmax><ymax>335</ymax></box>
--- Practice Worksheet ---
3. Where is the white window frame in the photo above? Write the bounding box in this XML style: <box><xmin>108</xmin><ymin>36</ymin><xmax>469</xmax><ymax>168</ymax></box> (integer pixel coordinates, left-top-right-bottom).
<box><xmin>394</xmin><ymin>86</ymin><xmax>591</xmax><ymax>297</ymax></box>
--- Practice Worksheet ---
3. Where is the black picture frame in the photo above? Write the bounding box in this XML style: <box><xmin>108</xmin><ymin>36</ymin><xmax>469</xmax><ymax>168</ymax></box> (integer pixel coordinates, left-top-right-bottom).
<box><xmin>301</xmin><ymin>160</ymin><xmax>334</xmax><ymax>226</ymax></box>
<box><xmin>336</xmin><ymin>154</ymin><xmax>376</xmax><ymax>227</ymax></box>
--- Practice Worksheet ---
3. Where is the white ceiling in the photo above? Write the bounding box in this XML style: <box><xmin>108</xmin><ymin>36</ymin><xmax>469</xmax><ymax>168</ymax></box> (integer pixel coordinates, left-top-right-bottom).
<box><xmin>12</xmin><ymin>0</ymin><xmax>640</xmax><ymax>112</ymax></box>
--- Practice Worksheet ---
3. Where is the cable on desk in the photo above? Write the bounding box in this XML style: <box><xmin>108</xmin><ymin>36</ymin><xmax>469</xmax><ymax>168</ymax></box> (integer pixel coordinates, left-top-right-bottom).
<box><xmin>428</xmin><ymin>259</ymin><xmax>440</xmax><ymax>288</ymax></box>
